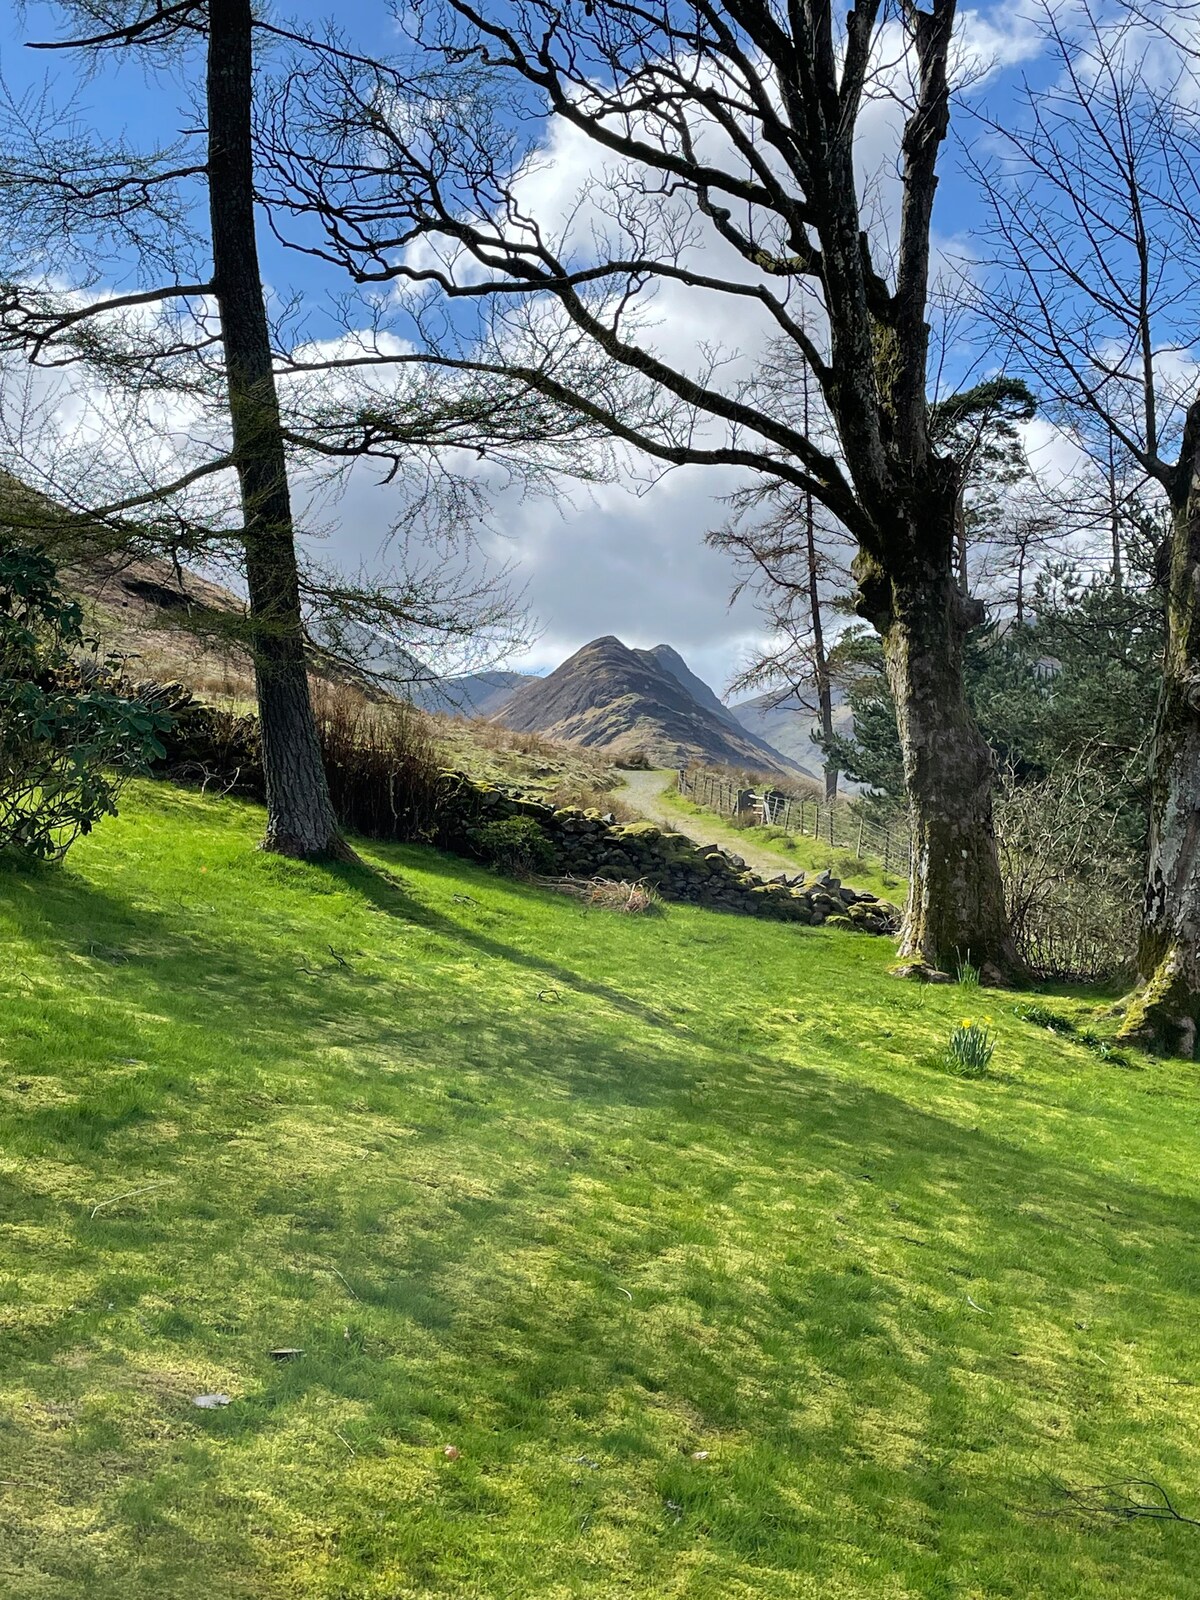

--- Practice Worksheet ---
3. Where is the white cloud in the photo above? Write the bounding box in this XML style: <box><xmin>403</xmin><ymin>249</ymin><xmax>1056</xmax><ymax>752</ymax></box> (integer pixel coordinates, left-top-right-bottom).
<box><xmin>3</xmin><ymin>2</ymin><xmax>1074</xmax><ymax>701</ymax></box>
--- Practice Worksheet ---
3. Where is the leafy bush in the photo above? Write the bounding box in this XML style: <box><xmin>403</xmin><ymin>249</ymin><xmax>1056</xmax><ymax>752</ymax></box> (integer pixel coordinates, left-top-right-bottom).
<box><xmin>0</xmin><ymin>538</ymin><xmax>172</xmax><ymax>859</ymax></box>
<box><xmin>467</xmin><ymin>815</ymin><xmax>556</xmax><ymax>874</ymax></box>
<box><xmin>150</xmin><ymin>685</ymin><xmax>262</xmax><ymax>793</ymax></box>
<box><xmin>944</xmin><ymin>1019</ymin><xmax>996</xmax><ymax>1078</ymax></box>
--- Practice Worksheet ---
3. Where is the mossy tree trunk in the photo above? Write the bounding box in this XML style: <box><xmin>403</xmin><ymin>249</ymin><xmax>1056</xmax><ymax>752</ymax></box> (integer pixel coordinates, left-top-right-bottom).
<box><xmin>859</xmin><ymin>494</ymin><xmax>1022</xmax><ymax>980</ymax></box>
<box><xmin>1119</xmin><ymin>437</ymin><xmax>1200</xmax><ymax>1056</ymax></box>
<box><xmin>206</xmin><ymin>0</ymin><xmax>349</xmax><ymax>860</ymax></box>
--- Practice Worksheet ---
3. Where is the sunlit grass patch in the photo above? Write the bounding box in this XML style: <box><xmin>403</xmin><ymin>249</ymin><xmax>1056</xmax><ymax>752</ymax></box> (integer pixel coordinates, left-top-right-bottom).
<box><xmin>0</xmin><ymin>782</ymin><xmax>1196</xmax><ymax>1598</ymax></box>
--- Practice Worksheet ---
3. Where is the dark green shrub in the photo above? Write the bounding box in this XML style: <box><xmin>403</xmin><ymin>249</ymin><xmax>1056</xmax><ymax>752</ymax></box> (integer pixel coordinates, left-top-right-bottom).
<box><xmin>0</xmin><ymin>538</ymin><xmax>172</xmax><ymax>859</ymax></box>
<box><xmin>466</xmin><ymin>815</ymin><xmax>556</xmax><ymax>874</ymax></box>
<box><xmin>151</xmin><ymin>686</ymin><xmax>262</xmax><ymax>794</ymax></box>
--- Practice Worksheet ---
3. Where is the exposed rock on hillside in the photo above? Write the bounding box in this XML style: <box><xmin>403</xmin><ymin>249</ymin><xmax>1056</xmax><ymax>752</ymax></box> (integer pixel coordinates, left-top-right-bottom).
<box><xmin>492</xmin><ymin>635</ymin><xmax>797</xmax><ymax>773</ymax></box>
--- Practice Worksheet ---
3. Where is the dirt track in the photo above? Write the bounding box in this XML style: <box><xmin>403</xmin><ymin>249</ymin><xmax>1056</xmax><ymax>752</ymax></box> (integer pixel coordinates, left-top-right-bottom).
<box><xmin>616</xmin><ymin>769</ymin><xmax>801</xmax><ymax>878</ymax></box>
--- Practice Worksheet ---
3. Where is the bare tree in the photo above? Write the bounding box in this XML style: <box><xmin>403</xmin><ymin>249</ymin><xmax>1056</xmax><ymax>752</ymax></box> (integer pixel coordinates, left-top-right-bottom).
<box><xmin>0</xmin><ymin>1</ymin><xmax>589</xmax><ymax>858</ymax></box>
<box><xmin>982</xmin><ymin>488</ymin><xmax>1063</xmax><ymax>626</ymax></box>
<box><xmin>265</xmin><ymin>0</ymin><xmax>1027</xmax><ymax>974</ymax></box>
<box><xmin>709</xmin><ymin>352</ymin><xmax>852</xmax><ymax>800</ymax></box>
<box><xmin>978</xmin><ymin>0</ymin><xmax>1200</xmax><ymax>1052</ymax></box>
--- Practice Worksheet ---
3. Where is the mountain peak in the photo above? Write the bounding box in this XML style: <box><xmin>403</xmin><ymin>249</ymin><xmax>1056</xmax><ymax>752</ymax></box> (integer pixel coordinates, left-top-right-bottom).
<box><xmin>493</xmin><ymin>636</ymin><xmax>797</xmax><ymax>773</ymax></box>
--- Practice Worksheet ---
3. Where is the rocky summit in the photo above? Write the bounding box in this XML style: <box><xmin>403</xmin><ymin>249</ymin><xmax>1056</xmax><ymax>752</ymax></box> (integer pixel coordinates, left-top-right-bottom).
<box><xmin>490</xmin><ymin>634</ymin><xmax>798</xmax><ymax>773</ymax></box>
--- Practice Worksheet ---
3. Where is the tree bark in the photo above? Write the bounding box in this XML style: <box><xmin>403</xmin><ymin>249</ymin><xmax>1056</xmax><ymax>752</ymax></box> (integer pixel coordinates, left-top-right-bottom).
<box><xmin>206</xmin><ymin>0</ymin><xmax>349</xmax><ymax>859</ymax></box>
<box><xmin>1119</xmin><ymin>486</ymin><xmax>1200</xmax><ymax>1056</ymax></box>
<box><xmin>859</xmin><ymin>506</ymin><xmax>1022</xmax><ymax>978</ymax></box>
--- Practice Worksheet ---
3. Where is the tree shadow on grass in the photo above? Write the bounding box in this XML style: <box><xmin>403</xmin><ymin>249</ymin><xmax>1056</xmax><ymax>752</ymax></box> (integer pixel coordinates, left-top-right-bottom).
<box><xmin>5</xmin><ymin>842</ymin><xmax>1200</xmax><ymax>1596</ymax></box>
<box><xmin>320</xmin><ymin>850</ymin><xmax>712</xmax><ymax>1045</ymax></box>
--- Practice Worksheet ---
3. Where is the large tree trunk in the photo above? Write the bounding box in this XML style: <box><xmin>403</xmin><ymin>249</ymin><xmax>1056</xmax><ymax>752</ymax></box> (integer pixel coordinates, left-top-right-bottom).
<box><xmin>206</xmin><ymin>0</ymin><xmax>348</xmax><ymax>859</ymax></box>
<box><xmin>1119</xmin><ymin>491</ymin><xmax>1200</xmax><ymax>1057</ymax></box>
<box><xmin>861</xmin><ymin>526</ymin><xmax>1021</xmax><ymax>979</ymax></box>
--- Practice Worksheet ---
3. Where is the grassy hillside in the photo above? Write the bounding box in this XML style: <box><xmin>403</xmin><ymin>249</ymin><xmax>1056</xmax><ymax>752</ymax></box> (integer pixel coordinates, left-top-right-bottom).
<box><xmin>2</xmin><ymin>786</ymin><xmax>1199</xmax><ymax>1598</ymax></box>
<box><xmin>425</xmin><ymin>713</ymin><xmax>623</xmax><ymax>803</ymax></box>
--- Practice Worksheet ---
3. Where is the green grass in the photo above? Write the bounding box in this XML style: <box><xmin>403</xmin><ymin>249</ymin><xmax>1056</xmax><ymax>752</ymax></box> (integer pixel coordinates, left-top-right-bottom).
<box><xmin>660</xmin><ymin>788</ymin><xmax>903</xmax><ymax>899</ymax></box>
<box><xmin>1</xmin><ymin>783</ymin><xmax>1199</xmax><ymax>1598</ymax></box>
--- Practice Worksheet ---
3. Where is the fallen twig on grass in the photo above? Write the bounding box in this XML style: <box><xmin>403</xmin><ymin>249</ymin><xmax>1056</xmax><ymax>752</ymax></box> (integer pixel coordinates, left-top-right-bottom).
<box><xmin>89</xmin><ymin>1180</ymin><xmax>173</xmax><ymax>1219</ymax></box>
<box><xmin>297</xmin><ymin>948</ymin><xmax>359</xmax><ymax>978</ymax></box>
<box><xmin>323</xmin><ymin>1266</ymin><xmax>360</xmax><ymax>1301</ymax></box>
<box><xmin>1029</xmin><ymin>1477</ymin><xmax>1200</xmax><ymax>1530</ymax></box>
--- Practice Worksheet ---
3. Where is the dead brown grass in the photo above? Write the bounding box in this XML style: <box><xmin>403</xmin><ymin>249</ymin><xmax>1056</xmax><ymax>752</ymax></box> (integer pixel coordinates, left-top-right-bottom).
<box><xmin>311</xmin><ymin>681</ymin><xmax>442</xmax><ymax>841</ymax></box>
<box><xmin>535</xmin><ymin>875</ymin><xmax>665</xmax><ymax>915</ymax></box>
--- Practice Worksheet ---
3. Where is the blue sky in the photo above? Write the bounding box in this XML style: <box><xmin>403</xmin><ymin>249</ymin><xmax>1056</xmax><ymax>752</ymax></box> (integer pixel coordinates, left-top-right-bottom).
<box><xmin>0</xmin><ymin>1</ymin><xmax>1078</xmax><ymax>694</ymax></box>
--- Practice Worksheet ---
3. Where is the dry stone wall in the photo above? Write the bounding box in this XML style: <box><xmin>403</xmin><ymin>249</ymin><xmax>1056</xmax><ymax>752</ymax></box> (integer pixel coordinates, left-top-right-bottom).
<box><xmin>435</xmin><ymin>774</ymin><xmax>901</xmax><ymax>936</ymax></box>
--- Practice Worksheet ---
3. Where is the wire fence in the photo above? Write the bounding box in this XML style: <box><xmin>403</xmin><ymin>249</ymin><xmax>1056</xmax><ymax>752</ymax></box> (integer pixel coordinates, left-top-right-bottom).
<box><xmin>676</xmin><ymin>766</ymin><xmax>910</xmax><ymax>875</ymax></box>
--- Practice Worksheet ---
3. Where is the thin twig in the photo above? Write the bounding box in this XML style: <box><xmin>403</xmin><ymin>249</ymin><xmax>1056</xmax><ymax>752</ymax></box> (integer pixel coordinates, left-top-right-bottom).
<box><xmin>325</xmin><ymin>1266</ymin><xmax>360</xmax><ymax>1301</ymax></box>
<box><xmin>90</xmin><ymin>1180</ymin><xmax>172</xmax><ymax>1219</ymax></box>
<box><xmin>1029</xmin><ymin>1477</ymin><xmax>1200</xmax><ymax>1530</ymax></box>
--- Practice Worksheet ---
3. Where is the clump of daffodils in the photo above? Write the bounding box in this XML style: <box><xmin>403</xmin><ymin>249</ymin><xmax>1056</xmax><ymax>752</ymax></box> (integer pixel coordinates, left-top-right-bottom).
<box><xmin>946</xmin><ymin>1017</ymin><xmax>996</xmax><ymax>1078</ymax></box>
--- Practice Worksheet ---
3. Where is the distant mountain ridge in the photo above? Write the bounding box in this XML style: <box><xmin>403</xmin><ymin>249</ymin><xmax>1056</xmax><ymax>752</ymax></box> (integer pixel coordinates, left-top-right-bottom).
<box><xmin>489</xmin><ymin>635</ymin><xmax>800</xmax><ymax>773</ymax></box>
<box><xmin>408</xmin><ymin>670</ymin><xmax>536</xmax><ymax>719</ymax></box>
<box><xmin>730</xmin><ymin>687</ymin><xmax>853</xmax><ymax>785</ymax></box>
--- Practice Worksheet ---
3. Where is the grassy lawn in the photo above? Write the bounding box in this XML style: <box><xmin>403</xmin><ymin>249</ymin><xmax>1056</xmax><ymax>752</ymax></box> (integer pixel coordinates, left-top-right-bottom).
<box><xmin>1</xmin><ymin>783</ymin><xmax>1199</xmax><ymax>1598</ymax></box>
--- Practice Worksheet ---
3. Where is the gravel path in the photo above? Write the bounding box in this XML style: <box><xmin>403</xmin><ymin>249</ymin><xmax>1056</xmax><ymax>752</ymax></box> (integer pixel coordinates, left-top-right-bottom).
<box><xmin>616</xmin><ymin>769</ymin><xmax>799</xmax><ymax>879</ymax></box>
